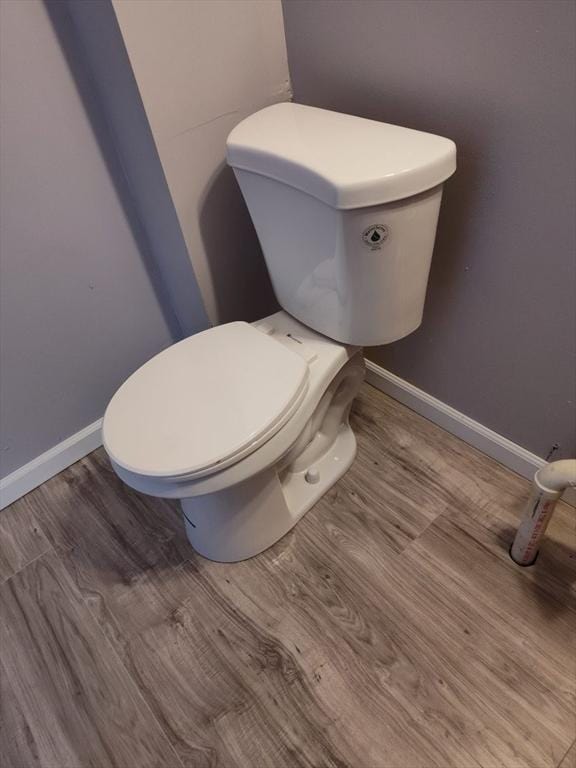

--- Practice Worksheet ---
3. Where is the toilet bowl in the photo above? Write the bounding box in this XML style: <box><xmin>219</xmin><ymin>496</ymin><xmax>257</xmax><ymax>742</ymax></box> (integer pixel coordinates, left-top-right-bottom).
<box><xmin>103</xmin><ymin>103</ymin><xmax>456</xmax><ymax>561</ymax></box>
<box><xmin>104</xmin><ymin>311</ymin><xmax>365</xmax><ymax>561</ymax></box>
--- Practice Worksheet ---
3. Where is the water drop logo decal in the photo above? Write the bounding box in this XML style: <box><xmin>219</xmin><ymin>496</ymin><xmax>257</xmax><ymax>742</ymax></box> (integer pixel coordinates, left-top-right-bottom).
<box><xmin>362</xmin><ymin>225</ymin><xmax>389</xmax><ymax>250</ymax></box>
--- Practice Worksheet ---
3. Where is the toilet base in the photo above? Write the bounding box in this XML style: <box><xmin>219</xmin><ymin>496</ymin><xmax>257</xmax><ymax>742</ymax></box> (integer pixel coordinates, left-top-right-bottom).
<box><xmin>181</xmin><ymin>422</ymin><xmax>357</xmax><ymax>562</ymax></box>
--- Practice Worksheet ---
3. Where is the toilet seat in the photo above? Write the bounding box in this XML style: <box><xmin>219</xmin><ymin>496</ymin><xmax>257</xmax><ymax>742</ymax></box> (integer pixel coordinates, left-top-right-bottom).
<box><xmin>103</xmin><ymin>322</ymin><xmax>309</xmax><ymax>480</ymax></box>
<box><xmin>107</xmin><ymin>311</ymin><xmax>363</xmax><ymax>503</ymax></box>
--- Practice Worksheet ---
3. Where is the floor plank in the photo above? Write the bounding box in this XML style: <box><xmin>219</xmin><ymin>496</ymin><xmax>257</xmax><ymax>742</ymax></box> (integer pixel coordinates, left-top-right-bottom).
<box><xmin>0</xmin><ymin>550</ymin><xmax>182</xmax><ymax>768</ymax></box>
<box><xmin>249</xmin><ymin>513</ymin><xmax>574</xmax><ymax>768</ymax></box>
<box><xmin>24</xmin><ymin>448</ymin><xmax>192</xmax><ymax>655</ymax></box>
<box><xmin>1</xmin><ymin>382</ymin><xmax>575</xmax><ymax>767</ymax></box>
<box><xmin>0</xmin><ymin>501</ymin><xmax>51</xmax><ymax>584</ymax></box>
<box><xmin>353</xmin><ymin>384</ymin><xmax>576</xmax><ymax>602</ymax></box>
<box><xmin>390</xmin><ymin>518</ymin><xmax>574</xmax><ymax>766</ymax></box>
<box><xmin>0</xmin><ymin>661</ymin><xmax>42</xmax><ymax>768</ymax></box>
<box><xmin>122</xmin><ymin>563</ymin><xmax>365</xmax><ymax>768</ymax></box>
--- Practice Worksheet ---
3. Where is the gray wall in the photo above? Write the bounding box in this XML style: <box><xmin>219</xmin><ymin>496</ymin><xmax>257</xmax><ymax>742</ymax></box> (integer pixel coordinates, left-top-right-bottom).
<box><xmin>0</xmin><ymin>0</ymin><xmax>206</xmax><ymax>479</ymax></box>
<box><xmin>282</xmin><ymin>0</ymin><xmax>576</xmax><ymax>459</ymax></box>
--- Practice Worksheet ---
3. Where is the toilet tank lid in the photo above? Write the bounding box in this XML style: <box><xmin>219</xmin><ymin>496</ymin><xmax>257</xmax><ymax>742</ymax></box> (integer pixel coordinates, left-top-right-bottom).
<box><xmin>227</xmin><ymin>103</ymin><xmax>456</xmax><ymax>209</ymax></box>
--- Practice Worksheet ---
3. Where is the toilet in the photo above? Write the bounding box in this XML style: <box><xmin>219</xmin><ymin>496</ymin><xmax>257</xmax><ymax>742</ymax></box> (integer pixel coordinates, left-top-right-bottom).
<box><xmin>103</xmin><ymin>103</ymin><xmax>456</xmax><ymax>562</ymax></box>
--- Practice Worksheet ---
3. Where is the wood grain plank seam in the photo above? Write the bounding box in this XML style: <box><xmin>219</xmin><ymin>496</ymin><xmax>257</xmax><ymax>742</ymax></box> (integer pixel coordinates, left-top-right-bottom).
<box><xmin>396</xmin><ymin>509</ymin><xmax>447</xmax><ymax>558</ymax></box>
<box><xmin>557</xmin><ymin>738</ymin><xmax>576</xmax><ymax>768</ymax></box>
<box><xmin>0</xmin><ymin>545</ymin><xmax>55</xmax><ymax>588</ymax></box>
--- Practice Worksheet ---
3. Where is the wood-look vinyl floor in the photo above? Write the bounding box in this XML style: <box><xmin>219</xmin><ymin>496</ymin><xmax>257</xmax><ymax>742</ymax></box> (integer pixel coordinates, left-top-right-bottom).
<box><xmin>1</xmin><ymin>383</ymin><xmax>575</xmax><ymax>768</ymax></box>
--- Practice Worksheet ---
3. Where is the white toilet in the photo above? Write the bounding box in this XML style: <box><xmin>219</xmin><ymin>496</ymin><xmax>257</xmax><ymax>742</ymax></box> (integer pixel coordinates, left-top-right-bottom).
<box><xmin>103</xmin><ymin>103</ymin><xmax>456</xmax><ymax>562</ymax></box>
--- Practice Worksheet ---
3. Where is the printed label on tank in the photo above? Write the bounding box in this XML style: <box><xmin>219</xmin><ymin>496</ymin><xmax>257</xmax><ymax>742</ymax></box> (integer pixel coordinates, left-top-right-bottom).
<box><xmin>362</xmin><ymin>225</ymin><xmax>389</xmax><ymax>250</ymax></box>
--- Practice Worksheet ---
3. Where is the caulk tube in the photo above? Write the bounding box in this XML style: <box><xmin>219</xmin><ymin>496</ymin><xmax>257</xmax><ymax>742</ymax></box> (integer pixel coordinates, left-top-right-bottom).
<box><xmin>511</xmin><ymin>460</ymin><xmax>576</xmax><ymax>566</ymax></box>
<box><xmin>510</xmin><ymin>484</ymin><xmax>560</xmax><ymax>566</ymax></box>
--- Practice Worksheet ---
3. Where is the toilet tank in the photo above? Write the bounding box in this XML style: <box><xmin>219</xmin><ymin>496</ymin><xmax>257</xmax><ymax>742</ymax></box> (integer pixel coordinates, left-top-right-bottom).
<box><xmin>226</xmin><ymin>103</ymin><xmax>456</xmax><ymax>346</ymax></box>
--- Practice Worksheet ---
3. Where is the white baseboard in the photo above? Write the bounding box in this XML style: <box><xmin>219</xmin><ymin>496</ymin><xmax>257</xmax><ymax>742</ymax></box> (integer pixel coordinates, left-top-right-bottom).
<box><xmin>365</xmin><ymin>359</ymin><xmax>576</xmax><ymax>507</ymax></box>
<box><xmin>0</xmin><ymin>419</ymin><xmax>103</xmax><ymax>510</ymax></box>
